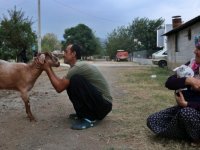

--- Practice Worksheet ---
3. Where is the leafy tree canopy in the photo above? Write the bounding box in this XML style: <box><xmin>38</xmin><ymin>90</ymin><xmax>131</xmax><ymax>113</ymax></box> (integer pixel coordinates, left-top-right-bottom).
<box><xmin>106</xmin><ymin>17</ymin><xmax>164</xmax><ymax>59</ymax></box>
<box><xmin>42</xmin><ymin>33</ymin><xmax>61</xmax><ymax>52</ymax></box>
<box><xmin>63</xmin><ymin>24</ymin><xmax>102</xmax><ymax>57</ymax></box>
<box><xmin>0</xmin><ymin>6</ymin><xmax>37</xmax><ymax>61</ymax></box>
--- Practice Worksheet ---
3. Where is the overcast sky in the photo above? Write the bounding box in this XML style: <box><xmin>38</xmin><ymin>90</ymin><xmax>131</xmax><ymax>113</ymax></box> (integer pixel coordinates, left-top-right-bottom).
<box><xmin>0</xmin><ymin>0</ymin><xmax>200</xmax><ymax>40</ymax></box>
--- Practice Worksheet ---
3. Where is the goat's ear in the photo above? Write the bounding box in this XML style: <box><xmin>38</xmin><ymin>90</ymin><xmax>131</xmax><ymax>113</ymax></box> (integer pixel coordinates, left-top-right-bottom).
<box><xmin>36</xmin><ymin>52</ymin><xmax>41</xmax><ymax>57</ymax></box>
<box><xmin>44</xmin><ymin>52</ymin><xmax>53</xmax><ymax>58</ymax></box>
<box><xmin>38</xmin><ymin>54</ymin><xmax>46</xmax><ymax>64</ymax></box>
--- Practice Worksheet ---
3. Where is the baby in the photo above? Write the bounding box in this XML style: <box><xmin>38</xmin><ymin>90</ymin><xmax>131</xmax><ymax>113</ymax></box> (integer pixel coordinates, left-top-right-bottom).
<box><xmin>173</xmin><ymin>64</ymin><xmax>194</xmax><ymax>78</ymax></box>
<box><xmin>173</xmin><ymin>65</ymin><xmax>194</xmax><ymax>100</ymax></box>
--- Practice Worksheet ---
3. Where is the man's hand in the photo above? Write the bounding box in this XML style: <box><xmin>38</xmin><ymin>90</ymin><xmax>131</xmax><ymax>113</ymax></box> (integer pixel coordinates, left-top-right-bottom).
<box><xmin>34</xmin><ymin>57</ymin><xmax>50</xmax><ymax>71</ymax></box>
<box><xmin>42</xmin><ymin>60</ymin><xmax>51</xmax><ymax>71</ymax></box>
<box><xmin>175</xmin><ymin>91</ymin><xmax>188</xmax><ymax>107</ymax></box>
<box><xmin>34</xmin><ymin>57</ymin><xmax>42</xmax><ymax>69</ymax></box>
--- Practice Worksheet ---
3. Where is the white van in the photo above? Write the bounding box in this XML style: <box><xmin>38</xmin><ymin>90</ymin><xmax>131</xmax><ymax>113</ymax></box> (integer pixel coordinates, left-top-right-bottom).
<box><xmin>152</xmin><ymin>49</ymin><xmax>167</xmax><ymax>67</ymax></box>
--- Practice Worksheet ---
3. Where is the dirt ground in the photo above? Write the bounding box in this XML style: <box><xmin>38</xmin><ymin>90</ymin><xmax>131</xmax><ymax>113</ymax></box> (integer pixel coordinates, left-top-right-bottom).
<box><xmin>0</xmin><ymin>62</ymin><xmax>145</xmax><ymax>150</ymax></box>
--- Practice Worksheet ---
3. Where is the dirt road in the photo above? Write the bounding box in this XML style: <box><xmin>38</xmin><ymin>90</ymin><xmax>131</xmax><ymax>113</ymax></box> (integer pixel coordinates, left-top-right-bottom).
<box><xmin>0</xmin><ymin>61</ymin><xmax>150</xmax><ymax>150</ymax></box>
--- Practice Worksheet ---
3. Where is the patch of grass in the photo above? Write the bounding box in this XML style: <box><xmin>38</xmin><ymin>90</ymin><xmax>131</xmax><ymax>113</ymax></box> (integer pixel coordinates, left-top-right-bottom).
<box><xmin>123</xmin><ymin>67</ymin><xmax>172</xmax><ymax>87</ymax></box>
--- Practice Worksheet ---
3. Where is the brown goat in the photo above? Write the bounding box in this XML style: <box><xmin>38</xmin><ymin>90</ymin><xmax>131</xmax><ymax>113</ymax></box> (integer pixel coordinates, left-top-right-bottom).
<box><xmin>0</xmin><ymin>52</ymin><xmax>60</xmax><ymax>121</ymax></box>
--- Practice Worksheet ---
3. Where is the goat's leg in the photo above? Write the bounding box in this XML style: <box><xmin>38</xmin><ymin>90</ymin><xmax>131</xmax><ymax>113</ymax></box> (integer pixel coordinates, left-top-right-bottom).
<box><xmin>21</xmin><ymin>92</ymin><xmax>36</xmax><ymax>122</ymax></box>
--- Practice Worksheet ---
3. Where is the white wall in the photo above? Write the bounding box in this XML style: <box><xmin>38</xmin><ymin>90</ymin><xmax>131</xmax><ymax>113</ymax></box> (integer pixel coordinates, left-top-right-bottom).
<box><xmin>167</xmin><ymin>22</ymin><xmax>200</xmax><ymax>69</ymax></box>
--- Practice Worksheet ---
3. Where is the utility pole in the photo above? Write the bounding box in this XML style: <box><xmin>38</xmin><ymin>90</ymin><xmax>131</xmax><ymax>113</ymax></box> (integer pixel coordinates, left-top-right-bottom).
<box><xmin>37</xmin><ymin>0</ymin><xmax>41</xmax><ymax>52</ymax></box>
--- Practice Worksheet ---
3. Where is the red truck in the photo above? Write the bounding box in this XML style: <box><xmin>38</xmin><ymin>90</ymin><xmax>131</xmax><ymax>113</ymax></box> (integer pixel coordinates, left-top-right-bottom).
<box><xmin>115</xmin><ymin>50</ymin><xmax>129</xmax><ymax>61</ymax></box>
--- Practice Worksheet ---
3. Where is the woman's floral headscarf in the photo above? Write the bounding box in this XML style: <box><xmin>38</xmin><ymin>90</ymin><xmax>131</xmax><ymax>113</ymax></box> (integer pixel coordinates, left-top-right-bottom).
<box><xmin>195</xmin><ymin>34</ymin><xmax>200</xmax><ymax>49</ymax></box>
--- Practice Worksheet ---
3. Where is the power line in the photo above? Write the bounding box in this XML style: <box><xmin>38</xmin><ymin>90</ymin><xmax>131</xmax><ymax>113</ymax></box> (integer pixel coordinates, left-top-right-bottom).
<box><xmin>52</xmin><ymin>0</ymin><xmax>120</xmax><ymax>23</ymax></box>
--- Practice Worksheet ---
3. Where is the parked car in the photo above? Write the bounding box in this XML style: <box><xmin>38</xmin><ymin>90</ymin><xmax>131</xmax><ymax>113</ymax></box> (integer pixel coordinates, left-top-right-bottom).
<box><xmin>152</xmin><ymin>49</ymin><xmax>167</xmax><ymax>67</ymax></box>
<box><xmin>115</xmin><ymin>50</ymin><xmax>128</xmax><ymax>61</ymax></box>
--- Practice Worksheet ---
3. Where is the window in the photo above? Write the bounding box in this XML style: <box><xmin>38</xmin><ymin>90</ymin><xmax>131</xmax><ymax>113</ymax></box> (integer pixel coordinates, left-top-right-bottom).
<box><xmin>175</xmin><ymin>34</ymin><xmax>178</xmax><ymax>52</ymax></box>
<box><xmin>188</xmin><ymin>28</ymin><xmax>191</xmax><ymax>40</ymax></box>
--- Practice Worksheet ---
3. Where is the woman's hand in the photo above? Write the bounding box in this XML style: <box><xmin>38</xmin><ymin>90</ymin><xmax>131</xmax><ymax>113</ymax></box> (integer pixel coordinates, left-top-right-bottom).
<box><xmin>186</xmin><ymin>77</ymin><xmax>200</xmax><ymax>91</ymax></box>
<box><xmin>175</xmin><ymin>91</ymin><xmax>188</xmax><ymax>107</ymax></box>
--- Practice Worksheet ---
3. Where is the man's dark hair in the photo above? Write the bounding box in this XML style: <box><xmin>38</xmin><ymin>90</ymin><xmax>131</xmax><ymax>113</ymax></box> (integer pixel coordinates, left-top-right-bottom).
<box><xmin>71</xmin><ymin>44</ymin><xmax>81</xmax><ymax>59</ymax></box>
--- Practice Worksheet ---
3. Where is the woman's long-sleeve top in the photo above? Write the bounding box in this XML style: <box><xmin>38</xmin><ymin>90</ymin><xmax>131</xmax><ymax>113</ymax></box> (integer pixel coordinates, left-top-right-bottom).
<box><xmin>165</xmin><ymin>75</ymin><xmax>200</xmax><ymax>109</ymax></box>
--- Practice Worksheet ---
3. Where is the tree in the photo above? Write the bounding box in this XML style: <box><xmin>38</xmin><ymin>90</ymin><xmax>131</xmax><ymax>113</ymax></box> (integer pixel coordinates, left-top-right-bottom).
<box><xmin>105</xmin><ymin>17</ymin><xmax>164</xmax><ymax>58</ymax></box>
<box><xmin>128</xmin><ymin>17</ymin><xmax>164</xmax><ymax>54</ymax></box>
<box><xmin>106</xmin><ymin>26</ymin><xmax>132</xmax><ymax>59</ymax></box>
<box><xmin>42</xmin><ymin>33</ymin><xmax>61</xmax><ymax>52</ymax></box>
<box><xmin>63</xmin><ymin>24</ymin><xmax>102</xmax><ymax>58</ymax></box>
<box><xmin>0</xmin><ymin>6</ymin><xmax>37</xmax><ymax>61</ymax></box>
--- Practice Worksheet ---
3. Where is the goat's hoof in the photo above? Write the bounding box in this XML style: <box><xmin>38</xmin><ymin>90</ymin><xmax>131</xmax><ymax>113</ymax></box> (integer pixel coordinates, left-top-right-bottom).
<box><xmin>30</xmin><ymin>118</ymin><xmax>37</xmax><ymax>122</ymax></box>
<box><xmin>27</xmin><ymin>116</ymin><xmax>37</xmax><ymax>122</ymax></box>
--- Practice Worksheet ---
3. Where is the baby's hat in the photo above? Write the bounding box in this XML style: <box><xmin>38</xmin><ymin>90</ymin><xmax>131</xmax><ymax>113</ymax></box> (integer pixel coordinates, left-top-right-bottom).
<box><xmin>173</xmin><ymin>65</ymin><xmax>194</xmax><ymax>78</ymax></box>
